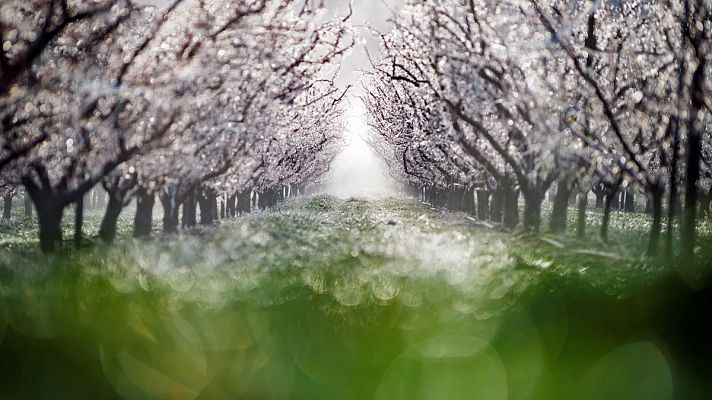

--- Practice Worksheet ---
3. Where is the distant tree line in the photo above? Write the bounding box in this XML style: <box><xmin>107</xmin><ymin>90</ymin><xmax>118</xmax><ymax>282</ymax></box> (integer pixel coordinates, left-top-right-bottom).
<box><xmin>0</xmin><ymin>0</ymin><xmax>352</xmax><ymax>252</ymax></box>
<box><xmin>365</xmin><ymin>0</ymin><xmax>710</xmax><ymax>261</ymax></box>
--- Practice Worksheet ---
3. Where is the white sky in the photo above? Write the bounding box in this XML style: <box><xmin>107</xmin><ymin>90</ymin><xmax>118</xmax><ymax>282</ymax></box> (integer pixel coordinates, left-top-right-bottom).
<box><xmin>321</xmin><ymin>0</ymin><xmax>402</xmax><ymax>198</ymax></box>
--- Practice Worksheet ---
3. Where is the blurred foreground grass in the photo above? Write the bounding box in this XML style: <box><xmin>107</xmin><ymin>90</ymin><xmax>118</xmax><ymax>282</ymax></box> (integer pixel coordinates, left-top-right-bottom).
<box><xmin>0</xmin><ymin>196</ymin><xmax>711</xmax><ymax>399</ymax></box>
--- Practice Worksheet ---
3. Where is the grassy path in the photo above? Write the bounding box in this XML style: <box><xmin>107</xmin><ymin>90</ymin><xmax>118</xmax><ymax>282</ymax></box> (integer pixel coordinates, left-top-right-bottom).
<box><xmin>0</xmin><ymin>196</ymin><xmax>710</xmax><ymax>399</ymax></box>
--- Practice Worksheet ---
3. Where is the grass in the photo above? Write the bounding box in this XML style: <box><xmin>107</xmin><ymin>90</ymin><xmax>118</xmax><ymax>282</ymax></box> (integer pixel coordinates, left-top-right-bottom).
<box><xmin>0</xmin><ymin>195</ymin><xmax>710</xmax><ymax>399</ymax></box>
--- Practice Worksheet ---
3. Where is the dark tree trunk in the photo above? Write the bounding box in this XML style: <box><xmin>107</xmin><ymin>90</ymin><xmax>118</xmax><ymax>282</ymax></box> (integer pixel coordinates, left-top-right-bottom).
<box><xmin>182</xmin><ymin>186</ymin><xmax>197</xmax><ymax>228</ymax></box>
<box><xmin>265</xmin><ymin>189</ymin><xmax>273</xmax><ymax>209</ymax></box>
<box><xmin>610</xmin><ymin>189</ymin><xmax>621</xmax><ymax>210</ymax></box>
<box><xmin>198</xmin><ymin>189</ymin><xmax>215</xmax><ymax>226</ymax></box>
<box><xmin>681</xmin><ymin>57</ymin><xmax>705</xmax><ymax>262</ymax></box>
<box><xmin>220</xmin><ymin>195</ymin><xmax>226</xmax><ymax>219</ymax></box>
<box><xmin>594</xmin><ymin>192</ymin><xmax>605</xmax><ymax>208</ymax></box>
<box><xmin>664</xmin><ymin>119</ymin><xmax>681</xmax><ymax>258</ymax></box>
<box><xmin>476</xmin><ymin>190</ymin><xmax>490</xmax><ymax>220</ymax></box>
<box><xmin>502</xmin><ymin>183</ymin><xmax>519</xmax><ymax>230</ymax></box>
<box><xmin>211</xmin><ymin>191</ymin><xmax>219</xmax><ymax>220</ymax></box>
<box><xmin>522</xmin><ymin>187</ymin><xmax>544</xmax><ymax>233</ymax></box>
<box><xmin>24</xmin><ymin>194</ymin><xmax>32</xmax><ymax>219</ymax></box>
<box><xmin>601</xmin><ymin>190</ymin><xmax>615</xmax><ymax>241</ymax></box>
<box><xmin>550</xmin><ymin>178</ymin><xmax>573</xmax><ymax>234</ymax></box>
<box><xmin>236</xmin><ymin>190</ymin><xmax>250</xmax><ymax>214</ymax></box>
<box><xmin>256</xmin><ymin>192</ymin><xmax>264</xmax><ymax>210</ymax></box>
<box><xmin>576</xmin><ymin>191</ymin><xmax>588</xmax><ymax>238</ymax></box>
<box><xmin>36</xmin><ymin>201</ymin><xmax>64</xmax><ymax>252</ymax></box>
<box><xmin>74</xmin><ymin>197</ymin><xmax>84</xmax><ymax>249</ymax></box>
<box><xmin>681</xmin><ymin>131</ymin><xmax>701</xmax><ymax>262</ymax></box>
<box><xmin>134</xmin><ymin>189</ymin><xmax>155</xmax><ymax>238</ymax></box>
<box><xmin>2</xmin><ymin>195</ymin><xmax>12</xmax><ymax>219</ymax></box>
<box><xmin>647</xmin><ymin>185</ymin><xmax>664</xmax><ymax>256</ymax></box>
<box><xmin>490</xmin><ymin>187</ymin><xmax>503</xmax><ymax>223</ymax></box>
<box><xmin>624</xmin><ymin>190</ymin><xmax>635</xmax><ymax>212</ymax></box>
<box><xmin>593</xmin><ymin>185</ymin><xmax>605</xmax><ymax>209</ymax></box>
<box><xmin>98</xmin><ymin>194</ymin><xmax>124</xmax><ymax>243</ymax></box>
<box><xmin>160</xmin><ymin>191</ymin><xmax>179</xmax><ymax>233</ymax></box>
<box><xmin>227</xmin><ymin>193</ymin><xmax>237</xmax><ymax>217</ymax></box>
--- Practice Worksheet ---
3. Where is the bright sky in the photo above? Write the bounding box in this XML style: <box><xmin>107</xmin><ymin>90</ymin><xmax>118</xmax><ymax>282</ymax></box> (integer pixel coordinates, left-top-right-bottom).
<box><xmin>323</xmin><ymin>97</ymin><xmax>397</xmax><ymax>198</ymax></box>
<box><xmin>321</xmin><ymin>0</ymin><xmax>402</xmax><ymax>198</ymax></box>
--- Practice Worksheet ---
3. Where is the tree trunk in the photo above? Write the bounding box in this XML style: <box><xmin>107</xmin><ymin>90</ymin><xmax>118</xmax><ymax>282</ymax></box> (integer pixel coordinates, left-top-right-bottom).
<box><xmin>624</xmin><ymin>189</ymin><xmax>635</xmax><ymax>212</ymax></box>
<box><xmin>681</xmin><ymin>131</ymin><xmax>701</xmax><ymax>262</ymax></box>
<box><xmin>98</xmin><ymin>194</ymin><xmax>124</xmax><ymax>243</ymax></box>
<box><xmin>490</xmin><ymin>187</ymin><xmax>503</xmax><ymax>223</ymax></box>
<box><xmin>160</xmin><ymin>191</ymin><xmax>179</xmax><ymax>233</ymax></box>
<box><xmin>182</xmin><ymin>186</ymin><xmax>197</xmax><ymax>228</ymax></box>
<box><xmin>680</xmin><ymin>57</ymin><xmax>705</xmax><ymax>263</ymax></box>
<box><xmin>227</xmin><ymin>193</ymin><xmax>237</xmax><ymax>217</ymax></box>
<box><xmin>220</xmin><ymin>195</ymin><xmax>226</xmax><ymax>219</ymax></box>
<box><xmin>550</xmin><ymin>178</ymin><xmax>573</xmax><ymax>234</ymax></box>
<box><xmin>74</xmin><ymin>197</ymin><xmax>84</xmax><ymax>249</ymax></box>
<box><xmin>502</xmin><ymin>183</ymin><xmax>519</xmax><ymax>230</ymax></box>
<box><xmin>211</xmin><ymin>191</ymin><xmax>219</xmax><ymax>219</ymax></box>
<box><xmin>255</xmin><ymin>192</ymin><xmax>263</xmax><ymax>210</ymax></box>
<box><xmin>664</xmin><ymin>136</ymin><xmax>680</xmax><ymax>257</ymax></box>
<box><xmin>24</xmin><ymin>194</ymin><xmax>32</xmax><ymax>219</ymax></box>
<box><xmin>134</xmin><ymin>189</ymin><xmax>155</xmax><ymax>238</ymax></box>
<box><xmin>610</xmin><ymin>189</ymin><xmax>620</xmax><ymax>210</ymax></box>
<box><xmin>2</xmin><ymin>195</ymin><xmax>12</xmax><ymax>219</ymax></box>
<box><xmin>265</xmin><ymin>189</ymin><xmax>273</xmax><ymax>209</ymax></box>
<box><xmin>236</xmin><ymin>190</ymin><xmax>250</xmax><ymax>214</ymax></box>
<box><xmin>476</xmin><ymin>190</ymin><xmax>489</xmax><ymax>220</ymax></box>
<box><xmin>198</xmin><ymin>189</ymin><xmax>215</xmax><ymax>226</ymax></box>
<box><xmin>601</xmin><ymin>191</ymin><xmax>615</xmax><ymax>241</ymax></box>
<box><xmin>593</xmin><ymin>187</ymin><xmax>605</xmax><ymax>209</ymax></box>
<box><xmin>523</xmin><ymin>188</ymin><xmax>544</xmax><ymax>233</ymax></box>
<box><xmin>647</xmin><ymin>186</ymin><xmax>664</xmax><ymax>256</ymax></box>
<box><xmin>576</xmin><ymin>190</ymin><xmax>588</xmax><ymax>238</ymax></box>
<box><xmin>36</xmin><ymin>202</ymin><xmax>64</xmax><ymax>252</ymax></box>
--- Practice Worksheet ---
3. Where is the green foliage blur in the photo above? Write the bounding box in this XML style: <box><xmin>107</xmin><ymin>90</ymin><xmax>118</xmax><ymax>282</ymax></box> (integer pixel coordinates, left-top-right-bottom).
<box><xmin>0</xmin><ymin>196</ymin><xmax>710</xmax><ymax>399</ymax></box>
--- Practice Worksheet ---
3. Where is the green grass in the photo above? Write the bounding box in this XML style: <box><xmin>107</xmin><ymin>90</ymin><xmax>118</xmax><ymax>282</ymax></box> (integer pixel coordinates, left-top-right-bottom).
<box><xmin>0</xmin><ymin>195</ymin><xmax>710</xmax><ymax>399</ymax></box>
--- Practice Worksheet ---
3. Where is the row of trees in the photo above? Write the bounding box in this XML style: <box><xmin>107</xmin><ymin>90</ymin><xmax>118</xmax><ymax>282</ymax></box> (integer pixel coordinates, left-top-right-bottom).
<box><xmin>0</xmin><ymin>0</ymin><xmax>352</xmax><ymax>252</ymax></box>
<box><xmin>365</xmin><ymin>0</ymin><xmax>710</xmax><ymax>260</ymax></box>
